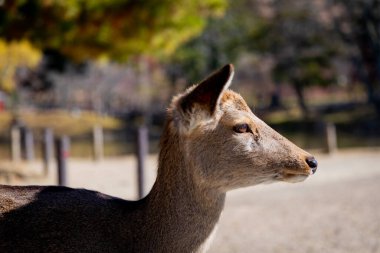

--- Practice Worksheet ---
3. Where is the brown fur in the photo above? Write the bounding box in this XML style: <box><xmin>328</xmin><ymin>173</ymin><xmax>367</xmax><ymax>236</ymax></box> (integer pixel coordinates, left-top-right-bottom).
<box><xmin>0</xmin><ymin>64</ymin><xmax>316</xmax><ymax>253</ymax></box>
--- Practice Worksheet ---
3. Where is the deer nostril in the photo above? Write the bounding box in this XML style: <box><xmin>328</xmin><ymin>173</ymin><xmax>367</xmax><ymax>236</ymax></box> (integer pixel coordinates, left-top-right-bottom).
<box><xmin>305</xmin><ymin>157</ymin><xmax>318</xmax><ymax>174</ymax></box>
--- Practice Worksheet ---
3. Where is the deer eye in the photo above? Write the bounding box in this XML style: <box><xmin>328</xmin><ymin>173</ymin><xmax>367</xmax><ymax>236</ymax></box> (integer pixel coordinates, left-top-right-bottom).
<box><xmin>233</xmin><ymin>123</ymin><xmax>251</xmax><ymax>133</ymax></box>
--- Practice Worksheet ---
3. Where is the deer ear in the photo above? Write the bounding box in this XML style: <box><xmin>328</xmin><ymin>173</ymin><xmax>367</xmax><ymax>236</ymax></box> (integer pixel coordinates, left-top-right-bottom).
<box><xmin>180</xmin><ymin>64</ymin><xmax>234</xmax><ymax>116</ymax></box>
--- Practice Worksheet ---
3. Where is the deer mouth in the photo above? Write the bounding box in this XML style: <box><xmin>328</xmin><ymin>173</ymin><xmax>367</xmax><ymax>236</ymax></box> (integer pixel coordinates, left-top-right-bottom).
<box><xmin>278</xmin><ymin>169</ymin><xmax>311</xmax><ymax>183</ymax></box>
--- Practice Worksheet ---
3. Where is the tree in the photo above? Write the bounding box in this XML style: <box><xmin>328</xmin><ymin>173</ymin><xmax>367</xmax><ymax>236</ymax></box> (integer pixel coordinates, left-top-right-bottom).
<box><xmin>167</xmin><ymin>0</ymin><xmax>261</xmax><ymax>85</ymax></box>
<box><xmin>327</xmin><ymin>0</ymin><xmax>380</xmax><ymax>114</ymax></box>
<box><xmin>247</xmin><ymin>0</ymin><xmax>339</xmax><ymax>115</ymax></box>
<box><xmin>0</xmin><ymin>0</ymin><xmax>227</xmax><ymax>61</ymax></box>
<box><xmin>0</xmin><ymin>39</ymin><xmax>41</xmax><ymax>93</ymax></box>
<box><xmin>169</xmin><ymin>0</ymin><xmax>339</xmax><ymax>116</ymax></box>
<box><xmin>0</xmin><ymin>0</ymin><xmax>228</xmax><ymax>114</ymax></box>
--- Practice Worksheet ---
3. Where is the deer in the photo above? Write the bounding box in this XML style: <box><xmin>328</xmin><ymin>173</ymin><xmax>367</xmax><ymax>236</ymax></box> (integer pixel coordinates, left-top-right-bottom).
<box><xmin>0</xmin><ymin>64</ymin><xmax>317</xmax><ymax>253</ymax></box>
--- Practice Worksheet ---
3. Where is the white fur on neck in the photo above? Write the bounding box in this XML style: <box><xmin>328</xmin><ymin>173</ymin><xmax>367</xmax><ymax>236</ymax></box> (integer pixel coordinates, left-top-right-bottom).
<box><xmin>195</xmin><ymin>224</ymin><xmax>219</xmax><ymax>253</ymax></box>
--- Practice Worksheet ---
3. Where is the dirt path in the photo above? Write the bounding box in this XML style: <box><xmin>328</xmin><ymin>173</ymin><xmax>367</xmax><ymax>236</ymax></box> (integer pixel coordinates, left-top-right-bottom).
<box><xmin>2</xmin><ymin>148</ymin><xmax>380</xmax><ymax>252</ymax></box>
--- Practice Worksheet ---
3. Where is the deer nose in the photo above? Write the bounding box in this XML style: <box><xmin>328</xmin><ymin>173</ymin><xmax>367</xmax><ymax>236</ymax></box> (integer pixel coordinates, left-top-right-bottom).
<box><xmin>305</xmin><ymin>157</ymin><xmax>318</xmax><ymax>174</ymax></box>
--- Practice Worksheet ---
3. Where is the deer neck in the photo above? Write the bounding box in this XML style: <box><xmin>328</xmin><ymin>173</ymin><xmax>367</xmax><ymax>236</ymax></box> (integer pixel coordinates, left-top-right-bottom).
<box><xmin>142</xmin><ymin>126</ymin><xmax>226</xmax><ymax>252</ymax></box>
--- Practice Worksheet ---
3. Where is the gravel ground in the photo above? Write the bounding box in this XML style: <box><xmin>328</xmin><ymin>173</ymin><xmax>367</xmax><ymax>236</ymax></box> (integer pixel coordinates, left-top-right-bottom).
<box><xmin>2</xmin><ymin>148</ymin><xmax>380</xmax><ymax>253</ymax></box>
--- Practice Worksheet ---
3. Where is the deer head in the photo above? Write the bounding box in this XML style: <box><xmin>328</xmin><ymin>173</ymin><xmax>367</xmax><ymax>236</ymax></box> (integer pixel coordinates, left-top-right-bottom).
<box><xmin>168</xmin><ymin>64</ymin><xmax>317</xmax><ymax>192</ymax></box>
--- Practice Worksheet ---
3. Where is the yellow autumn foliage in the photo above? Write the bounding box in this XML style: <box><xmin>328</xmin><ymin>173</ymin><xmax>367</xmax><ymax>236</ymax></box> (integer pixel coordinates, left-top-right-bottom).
<box><xmin>0</xmin><ymin>40</ymin><xmax>42</xmax><ymax>93</ymax></box>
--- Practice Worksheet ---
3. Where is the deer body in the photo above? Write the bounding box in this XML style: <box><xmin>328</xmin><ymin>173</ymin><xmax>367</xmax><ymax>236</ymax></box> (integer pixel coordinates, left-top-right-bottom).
<box><xmin>0</xmin><ymin>64</ymin><xmax>317</xmax><ymax>253</ymax></box>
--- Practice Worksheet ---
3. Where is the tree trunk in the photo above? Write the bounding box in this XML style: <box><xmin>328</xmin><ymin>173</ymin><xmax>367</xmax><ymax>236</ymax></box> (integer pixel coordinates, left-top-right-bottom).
<box><xmin>269</xmin><ymin>83</ymin><xmax>283</xmax><ymax>109</ymax></box>
<box><xmin>293</xmin><ymin>82</ymin><xmax>309</xmax><ymax>117</ymax></box>
<box><xmin>345</xmin><ymin>1</ymin><xmax>380</xmax><ymax>116</ymax></box>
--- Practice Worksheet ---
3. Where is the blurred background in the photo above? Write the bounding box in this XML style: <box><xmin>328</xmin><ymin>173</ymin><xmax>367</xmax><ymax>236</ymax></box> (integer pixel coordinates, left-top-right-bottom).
<box><xmin>1</xmin><ymin>0</ymin><xmax>380</xmax><ymax>155</ymax></box>
<box><xmin>0</xmin><ymin>0</ymin><xmax>379</xmax><ymax>252</ymax></box>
